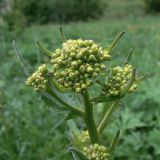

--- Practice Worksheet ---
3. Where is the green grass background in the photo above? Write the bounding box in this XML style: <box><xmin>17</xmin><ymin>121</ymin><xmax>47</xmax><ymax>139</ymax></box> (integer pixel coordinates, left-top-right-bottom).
<box><xmin>0</xmin><ymin>0</ymin><xmax>160</xmax><ymax>159</ymax></box>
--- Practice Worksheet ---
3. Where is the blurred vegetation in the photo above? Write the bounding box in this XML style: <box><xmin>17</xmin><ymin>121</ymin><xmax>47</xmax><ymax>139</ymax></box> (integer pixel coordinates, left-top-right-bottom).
<box><xmin>3</xmin><ymin>0</ymin><xmax>105</xmax><ymax>31</ymax></box>
<box><xmin>0</xmin><ymin>0</ymin><xmax>160</xmax><ymax>160</ymax></box>
<box><xmin>145</xmin><ymin>0</ymin><xmax>160</xmax><ymax>12</ymax></box>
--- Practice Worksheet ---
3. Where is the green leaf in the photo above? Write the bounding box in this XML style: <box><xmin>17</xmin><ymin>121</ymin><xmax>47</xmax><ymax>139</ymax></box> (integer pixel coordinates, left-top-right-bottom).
<box><xmin>65</xmin><ymin>112</ymin><xmax>77</xmax><ymax>120</ymax></box>
<box><xmin>59</xmin><ymin>26</ymin><xmax>66</xmax><ymax>42</ymax></box>
<box><xmin>106</xmin><ymin>31</ymin><xmax>126</xmax><ymax>52</ymax></box>
<box><xmin>37</xmin><ymin>41</ymin><xmax>53</xmax><ymax>57</ymax></box>
<box><xmin>39</xmin><ymin>91</ymin><xmax>66</xmax><ymax>110</ymax></box>
<box><xmin>136</xmin><ymin>73</ymin><xmax>149</xmax><ymax>84</ymax></box>
<box><xmin>115</xmin><ymin>108</ymin><xmax>146</xmax><ymax>133</ymax></box>
<box><xmin>49</xmin><ymin>82</ymin><xmax>78</xmax><ymax>107</ymax></box>
<box><xmin>123</xmin><ymin>49</ymin><xmax>133</xmax><ymax>66</ymax></box>
<box><xmin>148</xmin><ymin>129</ymin><xmax>160</xmax><ymax>155</ymax></box>
<box><xmin>70</xmin><ymin>147</ymin><xmax>89</xmax><ymax>160</ymax></box>
<box><xmin>13</xmin><ymin>40</ymin><xmax>32</xmax><ymax>76</ymax></box>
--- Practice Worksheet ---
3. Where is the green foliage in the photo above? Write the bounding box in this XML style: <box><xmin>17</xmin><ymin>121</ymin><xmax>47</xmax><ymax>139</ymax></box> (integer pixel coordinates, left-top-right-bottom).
<box><xmin>3</xmin><ymin>0</ymin><xmax>105</xmax><ymax>28</ymax></box>
<box><xmin>145</xmin><ymin>0</ymin><xmax>160</xmax><ymax>12</ymax></box>
<box><xmin>2</xmin><ymin>10</ymin><xmax>26</xmax><ymax>33</ymax></box>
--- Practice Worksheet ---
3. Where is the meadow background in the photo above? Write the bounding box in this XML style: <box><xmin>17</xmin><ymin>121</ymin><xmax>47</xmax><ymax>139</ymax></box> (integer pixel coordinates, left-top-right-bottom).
<box><xmin>0</xmin><ymin>0</ymin><xmax>160</xmax><ymax>159</ymax></box>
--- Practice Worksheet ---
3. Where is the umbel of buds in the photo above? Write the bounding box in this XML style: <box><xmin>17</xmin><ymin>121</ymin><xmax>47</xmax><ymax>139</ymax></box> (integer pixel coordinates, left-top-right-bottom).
<box><xmin>22</xmin><ymin>28</ymin><xmax>148</xmax><ymax>160</ymax></box>
<box><xmin>50</xmin><ymin>39</ymin><xmax>111</xmax><ymax>93</ymax></box>
<box><xmin>25</xmin><ymin>64</ymin><xmax>48</xmax><ymax>91</ymax></box>
<box><xmin>104</xmin><ymin>64</ymin><xmax>137</xmax><ymax>97</ymax></box>
<box><xmin>83</xmin><ymin>144</ymin><xmax>110</xmax><ymax>160</ymax></box>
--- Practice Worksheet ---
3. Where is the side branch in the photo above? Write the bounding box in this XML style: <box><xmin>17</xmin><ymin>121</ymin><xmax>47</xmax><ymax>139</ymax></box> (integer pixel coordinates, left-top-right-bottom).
<box><xmin>98</xmin><ymin>100</ymin><xmax>120</xmax><ymax>133</ymax></box>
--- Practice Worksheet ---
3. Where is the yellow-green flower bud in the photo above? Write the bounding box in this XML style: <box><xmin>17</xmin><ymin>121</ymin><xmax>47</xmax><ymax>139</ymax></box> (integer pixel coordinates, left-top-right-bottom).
<box><xmin>75</xmin><ymin>87</ymin><xmax>81</xmax><ymax>93</ymax></box>
<box><xmin>89</xmin><ymin>55</ymin><xmax>97</xmax><ymax>61</ymax></box>
<box><xmin>64</xmin><ymin>83</ymin><xmax>70</xmax><ymax>88</ymax></box>
<box><xmin>81</xmin><ymin>83</ymin><xmax>87</xmax><ymax>89</ymax></box>
<box><xmin>71</xmin><ymin>61</ymin><xmax>78</xmax><ymax>68</ymax></box>
<box><xmin>69</xmin><ymin>72</ymin><xmax>76</xmax><ymax>79</ymax></box>
<box><xmin>86</xmin><ymin>80</ymin><xmax>92</xmax><ymax>86</ymax></box>
<box><xmin>100</xmin><ymin>64</ymin><xmax>106</xmax><ymax>70</ymax></box>
<box><xmin>87</xmin><ymin>66</ymin><xmax>94</xmax><ymax>73</ymax></box>
<box><xmin>80</xmin><ymin>65</ymin><xmax>86</xmax><ymax>73</ymax></box>
<box><xmin>54</xmin><ymin>72</ymin><xmax>61</xmax><ymax>78</ymax></box>
<box><xmin>92</xmin><ymin>72</ymin><xmax>98</xmax><ymax>77</ymax></box>
<box><xmin>70</xmin><ymin>52</ymin><xmax>76</xmax><ymax>57</ymax></box>
<box><xmin>128</xmin><ymin>83</ymin><xmax>137</xmax><ymax>92</ymax></box>
<box><xmin>53</xmin><ymin>64</ymin><xmax>59</xmax><ymax>69</ymax></box>
<box><xmin>80</xmin><ymin>130</ymin><xmax>90</xmax><ymax>144</ymax></box>
<box><xmin>102</xmin><ymin>51</ymin><xmax>111</xmax><ymax>61</ymax></box>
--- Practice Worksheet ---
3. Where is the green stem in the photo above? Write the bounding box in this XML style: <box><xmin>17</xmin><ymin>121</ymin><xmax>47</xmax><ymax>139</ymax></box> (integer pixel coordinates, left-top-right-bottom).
<box><xmin>82</xmin><ymin>90</ymin><xmax>99</xmax><ymax>144</ymax></box>
<box><xmin>98</xmin><ymin>100</ymin><xmax>120</xmax><ymax>133</ymax></box>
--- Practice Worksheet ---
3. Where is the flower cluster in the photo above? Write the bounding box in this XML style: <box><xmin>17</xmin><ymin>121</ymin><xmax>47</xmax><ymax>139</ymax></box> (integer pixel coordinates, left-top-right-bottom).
<box><xmin>83</xmin><ymin>144</ymin><xmax>110</xmax><ymax>160</ymax></box>
<box><xmin>104</xmin><ymin>64</ymin><xmax>137</xmax><ymax>97</ymax></box>
<box><xmin>25</xmin><ymin>64</ymin><xmax>48</xmax><ymax>91</ymax></box>
<box><xmin>50</xmin><ymin>39</ymin><xmax>111</xmax><ymax>93</ymax></box>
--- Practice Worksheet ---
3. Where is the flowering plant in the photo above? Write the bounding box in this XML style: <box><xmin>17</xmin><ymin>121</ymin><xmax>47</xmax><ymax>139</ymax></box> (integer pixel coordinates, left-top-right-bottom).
<box><xmin>22</xmin><ymin>27</ymin><xmax>148</xmax><ymax>160</ymax></box>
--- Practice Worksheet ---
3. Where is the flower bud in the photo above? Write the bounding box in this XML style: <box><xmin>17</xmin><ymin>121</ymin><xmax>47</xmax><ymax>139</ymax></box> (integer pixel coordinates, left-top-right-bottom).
<box><xmin>89</xmin><ymin>55</ymin><xmax>97</xmax><ymax>61</ymax></box>
<box><xmin>92</xmin><ymin>72</ymin><xmax>98</xmax><ymax>77</ymax></box>
<box><xmin>100</xmin><ymin>64</ymin><xmax>106</xmax><ymax>70</ymax></box>
<box><xmin>53</xmin><ymin>64</ymin><xmax>59</xmax><ymax>69</ymax></box>
<box><xmin>87</xmin><ymin>66</ymin><xmax>94</xmax><ymax>73</ymax></box>
<box><xmin>103</xmin><ymin>52</ymin><xmax>111</xmax><ymax>60</ymax></box>
<box><xmin>81</xmin><ymin>83</ymin><xmax>87</xmax><ymax>89</ymax></box>
<box><xmin>86</xmin><ymin>80</ymin><xmax>92</xmax><ymax>86</ymax></box>
<box><xmin>70</xmin><ymin>52</ymin><xmax>76</xmax><ymax>58</ymax></box>
<box><xmin>75</xmin><ymin>87</ymin><xmax>81</xmax><ymax>93</ymax></box>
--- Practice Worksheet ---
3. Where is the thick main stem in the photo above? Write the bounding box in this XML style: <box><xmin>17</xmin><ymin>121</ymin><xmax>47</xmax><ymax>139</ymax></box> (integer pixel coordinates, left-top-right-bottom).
<box><xmin>82</xmin><ymin>90</ymin><xmax>99</xmax><ymax>144</ymax></box>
